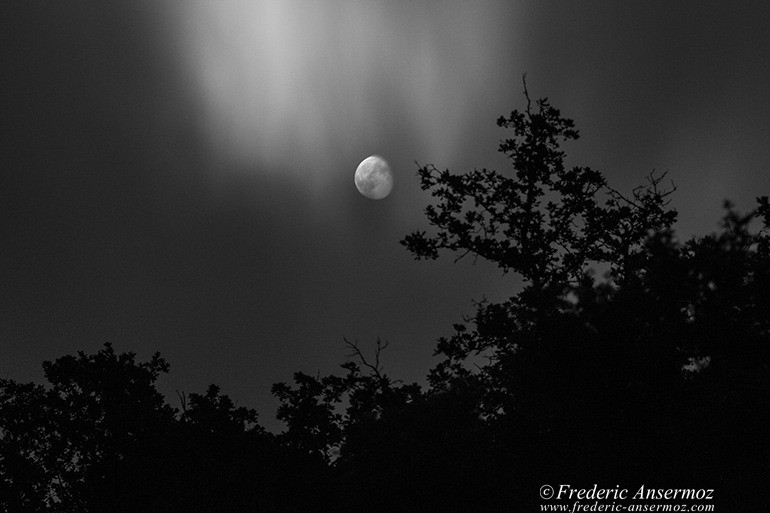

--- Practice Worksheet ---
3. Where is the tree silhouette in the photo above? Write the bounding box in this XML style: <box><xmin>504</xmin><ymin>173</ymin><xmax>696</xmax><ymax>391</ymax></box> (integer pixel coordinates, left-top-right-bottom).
<box><xmin>0</xmin><ymin>343</ymin><xmax>174</xmax><ymax>511</ymax></box>
<box><xmin>0</xmin><ymin>345</ymin><xmax>333</xmax><ymax>512</ymax></box>
<box><xmin>399</xmin><ymin>84</ymin><xmax>770</xmax><ymax>508</ymax></box>
<box><xmin>2</xmin><ymin>87</ymin><xmax>769</xmax><ymax>511</ymax></box>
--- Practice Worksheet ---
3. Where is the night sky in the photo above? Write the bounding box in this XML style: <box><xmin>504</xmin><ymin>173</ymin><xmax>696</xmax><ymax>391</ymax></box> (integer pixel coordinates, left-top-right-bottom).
<box><xmin>3</xmin><ymin>1</ymin><xmax>770</xmax><ymax>431</ymax></box>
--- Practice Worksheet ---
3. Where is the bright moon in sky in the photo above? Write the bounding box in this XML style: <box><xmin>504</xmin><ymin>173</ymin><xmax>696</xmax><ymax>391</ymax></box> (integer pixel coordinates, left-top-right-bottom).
<box><xmin>354</xmin><ymin>155</ymin><xmax>394</xmax><ymax>200</ymax></box>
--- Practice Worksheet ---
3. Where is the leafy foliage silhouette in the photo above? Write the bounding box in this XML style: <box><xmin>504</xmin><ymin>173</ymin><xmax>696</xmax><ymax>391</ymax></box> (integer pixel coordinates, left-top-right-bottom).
<box><xmin>0</xmin><ymin>344</ymin><xmax>332</xmax><ymax>512</ymax></box>
<box><xmin>2</xmin><ymin>87</ymin><xmax>769</xmax><ymax>511</ymax></box>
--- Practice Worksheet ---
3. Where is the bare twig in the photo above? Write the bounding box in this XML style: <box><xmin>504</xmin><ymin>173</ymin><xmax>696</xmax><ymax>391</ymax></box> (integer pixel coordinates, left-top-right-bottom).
<box><xmin>344</xmin><ymin>337</ymin><xmax>389</xmax><ymax>380</ymax></box>
<box><xmin>522</xmin><ymin>73</ymin><xmax>532</xmax><ymax>115</ymax></box>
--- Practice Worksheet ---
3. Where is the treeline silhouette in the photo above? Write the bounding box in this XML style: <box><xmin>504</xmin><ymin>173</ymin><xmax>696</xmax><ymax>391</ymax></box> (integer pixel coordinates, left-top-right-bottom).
<box><xmin>2</xmin><ymin>89</ymin><xmax>769</xmax><ymax>511</ymax></box>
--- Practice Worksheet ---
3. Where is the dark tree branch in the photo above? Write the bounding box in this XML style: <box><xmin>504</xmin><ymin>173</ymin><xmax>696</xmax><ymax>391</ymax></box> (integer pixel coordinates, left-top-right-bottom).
<box><xmin>344</xmin><ymin>337</ymin><xmax>388</xmax><ymax>380</ymax></box>
<box><xmin>176</xmin><ymin>390</ymin><xmax>187</xmax><ymax>412</ymax></box>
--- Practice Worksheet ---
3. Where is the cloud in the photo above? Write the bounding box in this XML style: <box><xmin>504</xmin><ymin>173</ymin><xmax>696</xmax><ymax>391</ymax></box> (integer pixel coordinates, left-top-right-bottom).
<box><xmin>168</xmin><ymin>0</ymin><xmax>518</xmax><ymax>197</ymax></box>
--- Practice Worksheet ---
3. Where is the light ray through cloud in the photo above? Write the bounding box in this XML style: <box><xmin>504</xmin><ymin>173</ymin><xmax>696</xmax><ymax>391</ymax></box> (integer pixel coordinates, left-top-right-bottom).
<box><xmin>169</xmin><ymin>0</ymin><xmax>518</xmax><ymax>198</ymax></box>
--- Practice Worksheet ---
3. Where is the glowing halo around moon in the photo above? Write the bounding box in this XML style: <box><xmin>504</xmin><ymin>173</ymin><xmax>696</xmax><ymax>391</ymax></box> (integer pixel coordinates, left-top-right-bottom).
<box><xmin>354</xmin><ymin>155</ymin><xmax>394</xmax><ymax>200</ymax></box>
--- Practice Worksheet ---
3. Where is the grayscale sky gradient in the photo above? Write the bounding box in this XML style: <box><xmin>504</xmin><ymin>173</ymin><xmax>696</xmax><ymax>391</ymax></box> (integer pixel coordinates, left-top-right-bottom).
<box><xmin>2</xmin><ymin>1</ymin><xmax>769</xmax><ymax>429</ymax></box>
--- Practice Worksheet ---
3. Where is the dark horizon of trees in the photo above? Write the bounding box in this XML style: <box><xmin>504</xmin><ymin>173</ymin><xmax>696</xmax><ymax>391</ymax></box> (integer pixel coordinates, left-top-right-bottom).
<box><xmin>2</xmin><ymin>87</ymin><xmax>769</xmax><ymax>511</ymax></box>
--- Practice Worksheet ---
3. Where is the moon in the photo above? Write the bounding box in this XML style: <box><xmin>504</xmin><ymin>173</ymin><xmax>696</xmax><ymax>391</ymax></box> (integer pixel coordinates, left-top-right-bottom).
<box><xmin>354</xmin><ymin>155</ymin><xmax>394</xmax><ymax>200</ymax></box>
